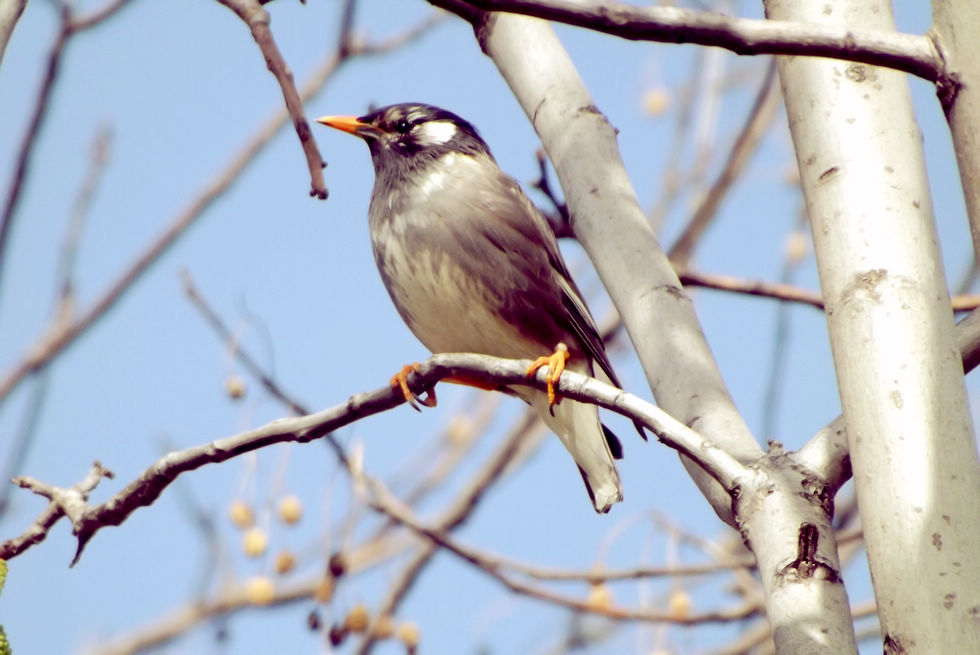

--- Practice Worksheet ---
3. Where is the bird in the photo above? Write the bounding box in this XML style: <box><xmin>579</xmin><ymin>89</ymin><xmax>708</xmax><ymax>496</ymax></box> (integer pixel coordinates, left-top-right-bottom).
<box><xmin>316</xmin><ymin>103</ymin><xmax>629</xmax><ymax>513</ymax></box>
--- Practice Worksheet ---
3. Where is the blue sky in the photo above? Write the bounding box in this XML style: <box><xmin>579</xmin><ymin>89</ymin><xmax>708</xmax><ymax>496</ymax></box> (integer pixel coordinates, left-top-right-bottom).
<box><xmin>0</xmin><ymin>1</ymin><xmax>972</xmax><ymax>653</ymax></box>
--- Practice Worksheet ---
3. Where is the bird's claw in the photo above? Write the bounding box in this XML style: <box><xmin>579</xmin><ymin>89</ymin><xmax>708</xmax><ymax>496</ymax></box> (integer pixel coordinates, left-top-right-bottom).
<box><xmin>526</xmin><ymin>342</ymin><xmax>570</xmax><ymax>408</ymax></box>
<box><xmin>391</xmin><ymin>362</ymin><xmax>437</xmax><ymax>411</ymax></box>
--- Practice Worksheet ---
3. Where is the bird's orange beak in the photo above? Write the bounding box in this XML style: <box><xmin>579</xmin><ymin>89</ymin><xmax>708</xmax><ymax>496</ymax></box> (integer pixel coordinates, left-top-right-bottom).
<box><xmin>315</xmin><ymin>115</ymin><xmax>379</xmax><ymax>138</ymax></box>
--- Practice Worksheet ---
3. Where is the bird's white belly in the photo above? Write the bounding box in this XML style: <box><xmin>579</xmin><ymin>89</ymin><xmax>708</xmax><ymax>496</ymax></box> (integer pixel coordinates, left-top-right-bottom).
<box><xmin>377</xmin><ymin>241</ymin><xmax>542</xmax><ymax>359</ymax></box>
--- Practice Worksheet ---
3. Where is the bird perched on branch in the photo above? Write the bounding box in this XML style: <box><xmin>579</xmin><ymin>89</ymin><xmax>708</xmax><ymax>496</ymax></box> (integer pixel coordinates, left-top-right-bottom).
<box><xmin>317</xmin><ymin>103</ymin><xmax>631</xmax><ymax>513</ymax></box>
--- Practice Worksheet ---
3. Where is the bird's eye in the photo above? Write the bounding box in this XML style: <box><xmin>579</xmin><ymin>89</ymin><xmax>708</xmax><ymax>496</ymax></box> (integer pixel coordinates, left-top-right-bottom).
<box><xmin>394</xmin><ymin>119</ymin><xmax>411</xmax><ymax>134</ymax></box>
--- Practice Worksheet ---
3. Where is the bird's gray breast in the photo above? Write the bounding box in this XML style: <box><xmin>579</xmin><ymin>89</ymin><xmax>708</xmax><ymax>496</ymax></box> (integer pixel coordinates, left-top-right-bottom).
<box><xmin>368</xmin><ymin>152</ymin><xmax>555</xmax><ymax>359</ymax></box>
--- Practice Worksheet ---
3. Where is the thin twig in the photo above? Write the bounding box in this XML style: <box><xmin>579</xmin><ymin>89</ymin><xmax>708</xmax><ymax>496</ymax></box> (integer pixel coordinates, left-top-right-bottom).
<box><xmin>680</xmin><ymin>268</ymin><xmax>980</xmax><ymax>312</ymax></box>
<box><xmin>216</xmin><ymin>0</ymin><xmax>327</xmax><ymax>198</ymax></box>
<box><xmin>679</xmin><ymin>269</ymin><xmax>822</xmax><ymax>309</ymax></box>
<box><xmin>760</xmin><ymin>213</ymin><xmax>809</xmax><ymax>440</ymax></box>
<box><xmin>0</xmin><ymin>125</ymin><xmax>113</xmax><ymax>519</ymax></box>
<box><xmin>181</xmin><ymin>271</ymin><xmax>312</xmax><ymax>417</ymax></box>
<box><xmin>0</xmin><ymin>5</ymin><xmax>70</xmax><ymax>301</ymax></box>
<box><xmin>355</xmin><ymin>411</ymin><xmax>539</xmax><ymax>653</ymax></box>
<box><xmin>356</xmin><ymin>466</ymin><xmax>760</xmax><ymax>625</ymax></box>
<box><xmin>669</xmin><ymin>60</ymin><xmax>780</xmax><ymax>266</ymax></box>
<box><xmin>0</xmin><ymin>0</ymin><xmax>133</xmax><ymax>304</ymax></box>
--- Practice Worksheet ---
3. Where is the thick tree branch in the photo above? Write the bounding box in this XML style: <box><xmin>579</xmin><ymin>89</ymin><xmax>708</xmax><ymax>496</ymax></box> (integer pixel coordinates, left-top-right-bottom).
<box><xmin>799</xmin><ymin>303</ymin><xmax>980</xmax><ymax>495</ymax></box>
<box><xmin>770</xmin><ymin>1</ymin><xmax>979</xmax><ymax>649</ymax></box>
<box><xmin>440</xmin><ymin>0</ymin><xmax>947</xmax><ymax>85</ymax></box>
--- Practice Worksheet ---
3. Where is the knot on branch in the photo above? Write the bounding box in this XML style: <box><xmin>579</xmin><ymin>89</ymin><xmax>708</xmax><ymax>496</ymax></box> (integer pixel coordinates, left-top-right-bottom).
<box><xmin>778</xmin><ymin>523</ymin><xmax>841</xmax><ymax>583</ymax></box>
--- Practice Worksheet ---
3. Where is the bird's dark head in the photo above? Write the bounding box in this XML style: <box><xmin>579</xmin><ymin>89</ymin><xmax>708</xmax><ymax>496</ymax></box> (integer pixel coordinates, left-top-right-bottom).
<box><xmin>316</xmin><ymin>103</ymin><xmax>494</xmax><ymax>177</ymax></box>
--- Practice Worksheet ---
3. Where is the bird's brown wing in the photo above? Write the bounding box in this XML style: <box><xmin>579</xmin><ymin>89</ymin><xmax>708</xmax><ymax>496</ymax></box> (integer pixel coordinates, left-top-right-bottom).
<box><xmin>471</xmin><ymin>170</ymin><xmax>622</xmax><ymax>388</ymax></box>
<box><xmin>507</xmin><ymin>176</ymin><xmax>621</xmax><ymax>386</ymax></box>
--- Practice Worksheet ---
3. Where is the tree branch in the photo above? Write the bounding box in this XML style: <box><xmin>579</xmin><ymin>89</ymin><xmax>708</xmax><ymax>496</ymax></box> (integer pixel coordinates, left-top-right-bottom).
<box><xmin>441</xmin><ymin>0</ymin><xmax>947</xmax><ymax>84</ymax></box>
<box><xmin>0</xmin><ymin>353</ymin><xmax>745</xmax><ymax>564</ymax></box>
<box><xmin>181</xmin><ymin>270</ymin><xmax>312</xmax><ymax>417</ymax></box>
<box><xmin>353</xmin><ymin>410</ymin><xmax>539</xmax><ymax>653</ymax></box>
<box><xmin>352</xmin><ymin>462</ymin><xmax>760</xmax><ymax>625</ymax></box>
<box><xmin>216</xmin><ymin>0</ymin><xmax>327</xmax><ymax>199</ymax></box>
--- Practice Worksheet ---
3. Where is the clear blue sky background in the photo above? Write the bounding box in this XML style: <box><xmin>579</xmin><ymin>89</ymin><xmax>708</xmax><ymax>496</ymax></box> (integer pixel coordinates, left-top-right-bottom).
<box><xmin>0</xmin><ymin>1</ymin><xmax>972</xmax><ymax>653</ymax></box>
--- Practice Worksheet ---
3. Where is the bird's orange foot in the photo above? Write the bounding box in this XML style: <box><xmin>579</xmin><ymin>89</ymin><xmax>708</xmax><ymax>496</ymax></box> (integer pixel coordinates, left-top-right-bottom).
<box><xmin>526</xmin><ymin>342</ymin><xmax>570</xmax><ymax>407</ymax></box>
<box><xmin>391</xmin><ymin>362</ymin><xmax>437</xmax><ymax>412</ymax></box>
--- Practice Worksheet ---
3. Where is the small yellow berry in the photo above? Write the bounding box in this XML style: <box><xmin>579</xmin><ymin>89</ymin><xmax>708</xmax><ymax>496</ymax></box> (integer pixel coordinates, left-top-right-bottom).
<box><xmin>642</xmin><ymin>87</ymin><xmax>671</xmax><ymax>117</ymax></box>
<box><xmin>246</xmin><ymin>576</ymin><xmax>275</xmax><ymax>605</ymax></box>
<box><xmin>242</xmin><ymin>527</ymin><xmax>268</xmax><ymax>558</ymax></box>
<box><xmin>586</xmin><ymin>582</ymin><xmax>613</xmax><ymax>611</ymax></box>
<box><xmin>277</xmin><ymin>494</ymin><xmax>303</xmax><ymax>524</ymax></box>
<box><xmin>784</xmin><ymin>231</ymin><xmax>809</xmax><ymax>264</ymax></box>
<box><xmin>226</xmin><ymin>375</ymin><xmax>246</xmax><ymax>399</ymax></box>
<box><xmin>446</xmin><ymin>416</ymin><xmax>473</xmax><ymax>445</ymax></box>
<box><xmin>228</xmin><ymin>500</ymin><xmax>254</xmax><ymax>528</ymax></box>
<box><xmin>274</xmin><ymin>550</ymin><xmax>296</xmax><ymax>575</ymax></box>
<box><xmin>668</xmin><ymin>588</ymin><xmax>692</xmax><ymax>618</ymax></box>
<box><xmin>345</xmin><ymin>604</ymin><xmax>370</xmax><ymax>633</ymax></box>
<box><xmin>396</xmin><ymin>621</ymin><xmax>420</xmax><ymax>649</ymax></box>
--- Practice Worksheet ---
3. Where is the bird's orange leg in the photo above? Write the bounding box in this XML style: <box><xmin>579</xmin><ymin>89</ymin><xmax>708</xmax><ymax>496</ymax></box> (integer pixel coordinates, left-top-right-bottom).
<box><xmin>391</xmin><ymin>363</ymin><xmax>437</xmax><ymax>411</ymax></box>
<box><xmin>526</xmin><ymin>342</ymin><xmax>570</xmax><ymax>406</ymax></box>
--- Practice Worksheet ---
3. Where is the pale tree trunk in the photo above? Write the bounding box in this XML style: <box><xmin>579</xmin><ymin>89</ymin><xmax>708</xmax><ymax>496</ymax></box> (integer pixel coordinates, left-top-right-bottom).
<box><xmin>765</xmin><ymin>0</ymin><xmax>980</xmax><ymax>652</ymax></box>
<box><xmin>469</xmin><ymin>12</ymin><xmax>860</xmax><ymax>654</ymax></box>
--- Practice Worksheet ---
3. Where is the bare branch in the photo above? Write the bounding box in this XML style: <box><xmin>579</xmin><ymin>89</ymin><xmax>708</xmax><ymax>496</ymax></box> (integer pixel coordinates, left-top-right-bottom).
<box><xmin>0</xmin><ymin>0</ymin><xmax>134</xmax><ymax>299</ymax></box>
<box><xmin>0</xmin><ymin>353</ymin><xmax>745</xmax><ymax>564</ymax></box>
<box><xmin>181</xmin><ymin>271</ymin><xmax>312</xmax><ymax>417</ymax></box>
<box><xmin>216</xmin><ymin>0</ymin><xmax>327</xmax><ymax>199</ymax></box>
<box><xmin>353</xmin><ymin>464</ymin><xmax>760</xmax><ymax>625</ymax></box>
<box><xmin>681</xmin><ymin>269</ymin><xmax>980</xmax><ymax>314</ymax></box>
<box><xmin>669</xmin><ymin>60</ymin><xmax>781</xmax><ymax>267</ymax></box>
<box><xmin>0</xmin><ymin>125</ymin><xmax>113</xmax><ymax>519</ymax></box>
<box><xmin>0</xmin><ymin>5</ymin><xmax>72</xmax><ymax>300</ymax></box>
<box><xmin>437</xmin><ymin>0</ymin><xmax>947</xmax><ymax>84</ymax></box>
<box><xmin>354</xmin><ymin>410</ymin><xmax>539</xmax><ymax>653</ymax></box>
<box><xmin>2</xmin><ymin>461</ymin><xmax>113</xmax><ymax>559</ymax></box>
<box><xmin>91</xmin><ymin>578</ymin><xmax>323</xmax><ymax>655</ymax></box>
<box><xmin>679</xmin><ymin>269</ymin><xmax>823</xmax><ymax>309</ymax></box>
<box><xmin>70</xmin><ymin>0</ymin><xmax>135</xmax><ymax>32</ymax></box>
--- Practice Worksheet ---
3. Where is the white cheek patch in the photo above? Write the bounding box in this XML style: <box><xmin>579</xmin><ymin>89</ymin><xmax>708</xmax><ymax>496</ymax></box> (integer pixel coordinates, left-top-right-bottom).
<box><xmin>415</xmin><ymin>120</ymin><xmax>457</xmax><ymax>146</ymax></box>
